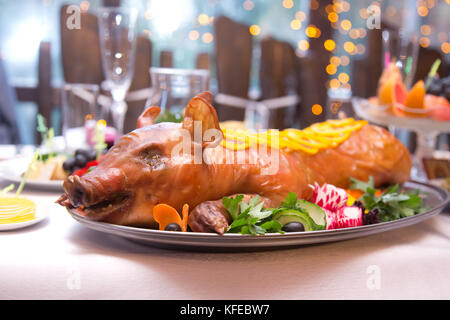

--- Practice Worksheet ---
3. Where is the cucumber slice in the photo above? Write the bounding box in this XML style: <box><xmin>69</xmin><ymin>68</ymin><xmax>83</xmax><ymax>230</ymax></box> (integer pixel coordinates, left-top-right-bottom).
<box><xmin>273</xmin><ymin>209</ymin><xmax>315</xmax><ymax>231</ymax></box>
<box><xmin>296</xmin><ymin>200</ymin><xmax>327</xmax><ymax>229</ymax></box>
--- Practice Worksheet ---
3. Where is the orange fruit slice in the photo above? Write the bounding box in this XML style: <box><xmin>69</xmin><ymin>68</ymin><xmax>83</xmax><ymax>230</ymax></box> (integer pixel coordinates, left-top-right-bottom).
<box><xmin>404</xmin><ymin>80</ymin><xmax>425</xmax><ymax>109</ymax></box>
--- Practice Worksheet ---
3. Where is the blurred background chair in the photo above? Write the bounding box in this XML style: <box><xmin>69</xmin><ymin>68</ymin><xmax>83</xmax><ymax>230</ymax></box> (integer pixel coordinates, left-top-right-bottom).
<box><xmin>0</xmin><ymin>57</ymin><xmax>20</xmax><ymax>144</ymax></box>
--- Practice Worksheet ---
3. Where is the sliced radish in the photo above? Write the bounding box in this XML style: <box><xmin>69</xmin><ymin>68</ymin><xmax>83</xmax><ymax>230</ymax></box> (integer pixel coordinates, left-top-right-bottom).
<box><xmin>326</xmin><ymin>206</ymin><xmax>363</xmax><ymax>230</ymax></box>
<box><xmin>311</xmin><ymin>182</ymin><xmax>348</xmax><ymax>211</ymax></box>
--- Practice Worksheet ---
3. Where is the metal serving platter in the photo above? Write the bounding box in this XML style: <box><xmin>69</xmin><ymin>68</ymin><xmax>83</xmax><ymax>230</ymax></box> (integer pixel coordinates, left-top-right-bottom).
<box><xmin>67</xmin><ymin>181</ymin><xmax>448</xmax><ymax>252</ymax></box>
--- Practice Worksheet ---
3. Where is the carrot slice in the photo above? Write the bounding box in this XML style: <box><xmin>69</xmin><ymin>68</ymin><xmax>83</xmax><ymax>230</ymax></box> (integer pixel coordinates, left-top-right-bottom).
<box><xmin>181</xmin><ymin>204</ymin><xmax>189</xmax><ymax>232</ymax></box>
<box><xmin>153</xmin><ymin>204</ymin><xmax>182</xmax><ymax>231</ymax></box>
<box><xmin>346</xmin><ymin>189</ymin><xmax>364</xmax><ymax>200</ymax></box>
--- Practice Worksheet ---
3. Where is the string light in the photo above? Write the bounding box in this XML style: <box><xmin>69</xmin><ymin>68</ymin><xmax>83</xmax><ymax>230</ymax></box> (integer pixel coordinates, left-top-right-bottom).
<box><xmin>344</xmin><ymin>41</ymin><xmax>355</xmax><ymax>53</ymax></box>
<box><xmin>306</xmin><ymin>25</ymin><xmax>321</xmax><ymax>38</ymax></box>
<box><xmin>328</xmin><ymin>12</ymin><xmax>338</xmax><ymax>23</ymax></box>
<box><xmin>290</xmin><ymin>19</ymin><xmax>302</xmax><ymax>30</ymax></box>
<box><xmin>295</xmin><ymin>11</ymin><xmax>306</xmax><ymax>21</ymax></box>
<box><xmin>202</xmin><ymin>32</ymin><xmax>213</xmax><ymax>43</ymax></box>
<box><xmin>442</xmin><ymin>42</ymin><xmax>450</xmax><ymax>54</ymax></box>
<box><xmin>298</xmin><ymin>39</ymin><xmax>309</xmax><ymax>51</ymax></box>
<box><xmin>329</xmin><ymin>79</ymin><xmax>340</xmax><ymax>89</ymax></box>
<box><xmin>330</xmin><ymin>56</ymin><xmax>341</xmax><ymax>66</ymax></box>
<box><xmin>198</xmin><ymin>13</ymin><xmax>209</xmax><ymax>25</ymax></box>
<box><xmin>326</xmin><ymin>64</ymin><xmax>337</xmax><ymax>75</ymax></box>
<box><xmin>419</xmin><ymin>37</ymin><xmax>430</xmax><ymax>47</ymax></box>
<box><xmin>144</xmin><ymin>10</ymin><xmax>152</xmax><ymax>20</ymax></box>
<box><xmin>340</xmin><ymin>56</ymin><xmax>350</xmax><ymax>66</ymax></box>
<box><xmin>420</xmin><ymin>25</ymin><xmax>432</xmax><ymax>35</ymax></box>
<box><xmin>338</xmin><ymin>73</ymin><xmax>349</xmax><ymax>84</ymax></box>
<box><xmin>189</xmin><ymin>30</ymin><xmax>199</xmax><ymax>40</ymax></box>
<box><xmin>310</xmin><ymin>0</ymin><xmax>319</xmax><ymax>10</ymax></box>
<box><xmin>324</xmin><ymin>39</ymin><xmax>336</xmax><ymax>51</ymax></box>
<box><xmin>340</xmin><ymin>19</ymin><xmax>352</xmax><ymax>31</ymax></box>
<box><xmin>283</xmin><ymin>0</ymin><xmax>294</xmax><ymax>9</ymax></box>
<box><xmin>243</xmin><ymin>0</ymin><xmax>254</xmax><ymax>11</ymax></box>
<box><xmin>311</xmin><ymin>104</ymin><xmax>323</xmax><ymax>115</ymax></box>
<box><xmin>249</xmin><ymin>25</ymin><xmax>261</xmax><ymax>36</ymax></box>
<box><xmin>417</xmin><ymin>6</ymin><xmax>429</xmax><ymax>16</ymax></box>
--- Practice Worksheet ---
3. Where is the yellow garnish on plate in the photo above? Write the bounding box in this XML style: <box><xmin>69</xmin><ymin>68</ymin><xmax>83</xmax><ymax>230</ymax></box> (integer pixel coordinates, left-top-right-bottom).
<box><xmin>0</xmin><ymin>196</ymin><xmax>36</xmax><ymax>224</ymax></box>
<box><xmin>221</xmin><ymin>118</ymin><xmax>368</xmax><ymax>154</ymax></box>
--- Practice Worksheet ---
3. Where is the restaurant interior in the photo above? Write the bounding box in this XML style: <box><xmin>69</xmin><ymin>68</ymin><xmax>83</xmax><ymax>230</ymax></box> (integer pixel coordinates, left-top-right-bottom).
<box><xmin>0</xmin><ymin>0</ymin><xmax>449</xmax><ymax>301</ymax></box>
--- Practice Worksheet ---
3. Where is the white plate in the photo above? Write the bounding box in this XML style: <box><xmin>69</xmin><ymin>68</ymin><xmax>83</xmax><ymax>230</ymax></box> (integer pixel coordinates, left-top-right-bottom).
<box><xmin>0</xmin><ymin>199</ymin><xmax>49</xmax><ymax>231</ymax></box>
<box><xmin>0</xmin><ymin>158</ymin><xmax>64</xmax><ymax>191</ymax></box>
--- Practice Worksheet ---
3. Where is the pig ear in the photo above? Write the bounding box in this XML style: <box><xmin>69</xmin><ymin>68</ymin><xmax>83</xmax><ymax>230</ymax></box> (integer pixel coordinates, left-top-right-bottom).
<box><xmin>182</xmin><ymin>92</ymin><xmax>223</xmax><ymax>148</ymax></box>
<box><xmin>136</xmin><ymin>106</ymin><xmax>161</xmax><ymax>128</ymax></box>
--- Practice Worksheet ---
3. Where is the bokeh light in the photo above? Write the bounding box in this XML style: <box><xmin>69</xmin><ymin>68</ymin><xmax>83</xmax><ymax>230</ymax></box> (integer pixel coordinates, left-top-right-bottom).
<box><xmin>283</xmin><ymin>0</ymin><xmax>294</xmax><ymax>9</ymax></box>
<box><xmin>290</xmin><ymin>19</ymin><xmax>302</xmax><ymax>30</ymax></box>
<box><xmin>326</xmin><ymin>64</ymin><xmax>337</xmax><ymax>75</ymax></box>
<box><xmin>324</xmin><ymin>39</ymin><xmax>336</xmax><ymax>51</ymax></box>
<box><xmin>198</xmin><ymin>13</ymin><xmax>209</xmax><ymax>25</ymax></box>
<box><xmin>189</xmin><ymin>30</ymin><xmax>199</xmax><ymax>40</ymax></box>
<box><xmin>202</xmin><ymin>32</ymin><xmax>213</xmax><ymax>43</ymax></box>
<box><xmin>249</xmin><ymin>24</ymin><xmax>261</xmax><ymax>36</ymax></box>
<box><xmin>298</xmin><ymin>39</ymin><xmax>309</xmax><ymax>51</ymax></box>
<box><xmin>311</xmin><ymin>104</ymin><xmax>323</xmax><ymax>115</ymax></box>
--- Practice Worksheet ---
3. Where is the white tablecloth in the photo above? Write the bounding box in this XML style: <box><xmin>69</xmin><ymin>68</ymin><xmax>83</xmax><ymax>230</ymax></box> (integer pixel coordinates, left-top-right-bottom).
<box><xmin>1</xmin><ymin>180</ymin><xmax>449</xmax><ymax>300</ymax></box>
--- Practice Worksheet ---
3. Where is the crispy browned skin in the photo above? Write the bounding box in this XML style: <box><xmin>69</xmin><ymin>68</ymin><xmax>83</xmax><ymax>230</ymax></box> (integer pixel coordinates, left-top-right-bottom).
<box><xmin>57</xmin><ymin>92</ymin><xmax>411</xmax><ymax>233</ymax></box>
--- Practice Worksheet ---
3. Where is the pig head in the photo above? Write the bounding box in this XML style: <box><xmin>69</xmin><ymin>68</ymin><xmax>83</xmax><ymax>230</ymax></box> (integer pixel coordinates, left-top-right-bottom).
<box><xmin>58</xmin><ymin>92</ymin><xmax>224</xmax><ymax>227</ymax></box>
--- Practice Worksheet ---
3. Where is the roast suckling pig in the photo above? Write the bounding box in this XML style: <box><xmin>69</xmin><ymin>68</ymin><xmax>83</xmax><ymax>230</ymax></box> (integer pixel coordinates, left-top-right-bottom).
<box><xmin>57</xmin><ymin>92</ymin><xmax>411</xmax><ymax>234</ymax></box>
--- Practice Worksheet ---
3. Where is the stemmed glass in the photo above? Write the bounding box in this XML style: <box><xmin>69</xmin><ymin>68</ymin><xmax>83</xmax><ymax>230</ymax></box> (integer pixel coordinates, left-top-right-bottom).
<box><xmin>97</xmin><ymin>7</ymin><xmax>138</xmax><ymax>137</ymax></box>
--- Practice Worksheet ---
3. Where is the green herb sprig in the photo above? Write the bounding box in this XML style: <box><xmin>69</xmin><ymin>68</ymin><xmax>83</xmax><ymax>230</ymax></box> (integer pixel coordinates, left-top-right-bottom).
<box><xmin>223</xmin><ymin>195</ymin><xmax>283</xmax><ymax>235</ymax></box>
<box><xmin>36</xmin><ymin>114</ymin><xmax>55</xmax><ymax>160</ymax></box>
<box><xmin>350</xmin><ymin>177</ymin><xmax>426</xmax><ymax>222</ymax></box>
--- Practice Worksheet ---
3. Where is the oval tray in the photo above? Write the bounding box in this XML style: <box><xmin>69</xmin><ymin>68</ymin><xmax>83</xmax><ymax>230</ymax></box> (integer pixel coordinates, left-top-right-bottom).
<box><xmin>67</xmin><ymin>181</ymin><xmax>449</xmax><ymax>252</ymax></box>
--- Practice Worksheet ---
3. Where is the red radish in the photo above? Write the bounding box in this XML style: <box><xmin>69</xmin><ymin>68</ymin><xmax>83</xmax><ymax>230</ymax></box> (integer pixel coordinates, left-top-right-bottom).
<box><xmin>326</xmin><ymin>206</ymin><xmax>363</xmax><ymax>230</ymax></box>
<box><xmin>311</xmin><ymin>182</ymin><xmax>348</xmax><ymax>211</ymax></box>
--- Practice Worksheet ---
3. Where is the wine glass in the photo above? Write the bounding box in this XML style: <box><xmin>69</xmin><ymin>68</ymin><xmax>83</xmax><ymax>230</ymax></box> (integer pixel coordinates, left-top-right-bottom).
<box><xmin>147</xmin><ymin>67</ymin><xmax>210</xmax><ymax>122</ymax></box>
<box><xmin>97</xmin><ymin>7</ymin><xmax>138</xmax><ymax>137</ymax></box>
<box><xmin>61</xmin><ymin>83</ymin><xmax>100</xmax><ymax>152</ymax></box>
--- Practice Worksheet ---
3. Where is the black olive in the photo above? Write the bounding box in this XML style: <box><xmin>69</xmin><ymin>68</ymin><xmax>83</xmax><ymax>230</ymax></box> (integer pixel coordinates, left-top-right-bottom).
<box><xmin>75</xmin><ymin>149</ymin><xmax>91</xmax><ymax>158</ymax></box>
<box><xmin>62</xmin><ymin>157</ymin><xmax>75</xmax><ymax>171</ymax></box>
<box><xmin>74</xmin><ymin>154</ymin><xmax>87</xmax><ymax>167</ymax></box>
<box><xmin>282</xmin><ymin>222</ymin><xmax>305</xmax><ymax>232</ymax></box>
<box><xmin>165</xmin><ymin>223</ymin><xmax>182</xmax><ymax>232</ymax></box>
<box><xmin>86</xmin><ymin>149</ymin><xmax>98</xmax><ymax>161</ymax></box>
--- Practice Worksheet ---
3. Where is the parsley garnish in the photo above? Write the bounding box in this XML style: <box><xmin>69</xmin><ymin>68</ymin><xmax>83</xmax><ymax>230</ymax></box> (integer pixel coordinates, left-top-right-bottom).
<box><xmin>350</xmin><ymin>177</ymin><xmax>426</xmax><ymax>222</ymax></box>
<box><xmin>223</xmin><ymin>195</ymin><xmax>283</xmax><ymax>235</ymax></box>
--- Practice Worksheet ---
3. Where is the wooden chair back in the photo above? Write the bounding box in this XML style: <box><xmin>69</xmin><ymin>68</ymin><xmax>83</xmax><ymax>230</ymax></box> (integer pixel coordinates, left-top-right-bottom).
<box><xmin>214</xmin><ymin>15</ymin><xmax>253</xmax><ymax>121</ymax></box>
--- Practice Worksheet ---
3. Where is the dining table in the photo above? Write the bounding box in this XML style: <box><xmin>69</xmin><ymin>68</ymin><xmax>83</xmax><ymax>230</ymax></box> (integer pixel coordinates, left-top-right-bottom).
<box><xmin>0</xmin><ymin>176</ymin><xmax>449</xmax><ymax>300</ymax></box>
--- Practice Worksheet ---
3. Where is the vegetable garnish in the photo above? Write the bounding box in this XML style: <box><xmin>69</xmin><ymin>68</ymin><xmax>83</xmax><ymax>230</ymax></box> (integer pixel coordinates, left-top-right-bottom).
<box><xmin>16</xmin><ymin>149</ymin><xmax>40</xmax><ymax>197</ymax></box>
<box><xmin>0</xmin><ymin>152</ymin><xmax>40</xmax><ymax>225</ymax></box>
<box><xmin>181</xmin><ymin>204</ymin><xmax>189</xmax><ymax>232</ymax></box>
<box><xmin>223</xmin><ymin>193</ymin><xmax>327</xmax><ymax>235</ymax></box>
<box><xmin>224</xmin><ymin>195</ymin><xmax>281</xmax><ymax>235</ymax></box>
<box><xmin>94</xmin><ymin>120</ymin><xmax>108</xmax><ymax>161</ymax></box>
<box><xmin>153</xmin><ymin>203</ymin><xmax>185</xmax><ymax>231</ymax></box>
<box><xmin>0</xmin><ymin>184</ymin><xmax>15</xmax><ymax>197</ymax></box>
<box><xmin>221</xmin><ymin>118</ymin><xmax>368</xmax><ymax>154</ymax></box>
<box><xmin>36</xmin><ymin>114</ymin><xmax>55</xmax><ymax>160</ymax></box>
<box><xmin>349</xmin><ymin>177</ymin><xmax>426</xmax><ymax>222</ymax></box>
<box><xmin>0</xmin><ymin>197</ymin><xmax>36</xmax><ymax>224</ymax></box>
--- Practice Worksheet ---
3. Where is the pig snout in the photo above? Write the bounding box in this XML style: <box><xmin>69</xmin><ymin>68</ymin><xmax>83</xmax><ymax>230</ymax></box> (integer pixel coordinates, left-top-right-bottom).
<box><xmin>64</xmin><ymin>168</ymin><xmax>127</xmax><ymax>208</ymax></box>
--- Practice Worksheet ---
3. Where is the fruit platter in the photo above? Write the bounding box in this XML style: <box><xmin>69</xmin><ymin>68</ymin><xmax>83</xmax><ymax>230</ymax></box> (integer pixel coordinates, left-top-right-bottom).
<box><xmin>54</xmin><ymin>92</ymin><xmax>449</xmax><ymax>251</ymax></box>
<box><xmin>353</xmin><ymin>60</ymin><xmax>450</xmax><ymax>181</ymax></box>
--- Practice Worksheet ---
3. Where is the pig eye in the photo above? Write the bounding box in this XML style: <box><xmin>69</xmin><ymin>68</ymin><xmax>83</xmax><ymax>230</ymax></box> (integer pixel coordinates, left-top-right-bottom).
<box><xmin>140</xmin><ymin>147</ymin><xmax>165</xmax><ymax>169</ymax></box>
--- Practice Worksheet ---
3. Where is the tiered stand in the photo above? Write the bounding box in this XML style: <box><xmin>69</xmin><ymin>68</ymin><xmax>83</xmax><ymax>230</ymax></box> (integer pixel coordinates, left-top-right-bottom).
<box><xmin>352</xmin><ymin>97</ymin><xmax>450</xmax><ymax>182</ymax></box>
